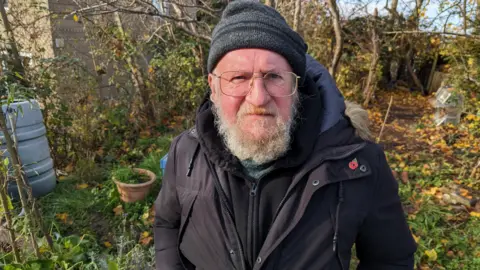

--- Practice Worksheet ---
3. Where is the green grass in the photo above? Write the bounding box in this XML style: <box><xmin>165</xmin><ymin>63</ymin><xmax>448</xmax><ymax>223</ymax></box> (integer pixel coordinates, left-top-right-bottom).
<box><xmin>37</xmin><ymin>135</ymin><xmax>174</xmax><ymax>249</ymax></box>
<box><xmin>38</xmin><ymin>175</ymin><xmax>117</xmax><ymax>242</ymax></box>
<box><xmin>395</xmin><ymin>164</ymin><xmax>480</xmax><ymax>269</ymax></box>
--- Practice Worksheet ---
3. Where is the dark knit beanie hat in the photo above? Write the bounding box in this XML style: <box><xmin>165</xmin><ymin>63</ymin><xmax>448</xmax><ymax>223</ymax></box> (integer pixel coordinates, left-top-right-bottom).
<box><xmin>207</xmin><ymin>0</ymin><xmax>308</xmax><ymax>83</ymax></box>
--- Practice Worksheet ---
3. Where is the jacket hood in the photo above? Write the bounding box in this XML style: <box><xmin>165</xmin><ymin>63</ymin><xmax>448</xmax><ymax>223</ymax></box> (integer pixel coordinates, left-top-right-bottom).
<box><xmin>195</xmin><ymin>56</ymin><xmax>370</xmax><ymax>173</ymax></box>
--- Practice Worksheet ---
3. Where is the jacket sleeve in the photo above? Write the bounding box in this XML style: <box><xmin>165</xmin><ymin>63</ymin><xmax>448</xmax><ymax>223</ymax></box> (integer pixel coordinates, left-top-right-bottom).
<box><xmin>356</xmin><ymin>147</ymin><xmax>417</xmax><ymax>270</ymax></box>
<box><xmin>154</xmin><ymin>137</ymin><xmax>183</xmax><ymax>270</ymax></box>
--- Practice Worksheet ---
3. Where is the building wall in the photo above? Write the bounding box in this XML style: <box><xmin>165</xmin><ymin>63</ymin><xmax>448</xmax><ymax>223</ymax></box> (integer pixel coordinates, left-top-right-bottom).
<box><xmin>1</xmin><ymin>0</ymin><xmax>55</xmax><ymax>59</ymax></box>
<box><xmin>48</xmin><ymin>0</ymin><xmax>92</xmax><ymax>67</ymax></box>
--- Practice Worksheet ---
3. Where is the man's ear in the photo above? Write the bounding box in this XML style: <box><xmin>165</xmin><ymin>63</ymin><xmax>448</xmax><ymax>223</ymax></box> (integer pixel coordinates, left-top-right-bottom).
<box><xmin>208</xmin><ymin>74</ymin><xmax>217</xmax><ymax>103</ymax></box>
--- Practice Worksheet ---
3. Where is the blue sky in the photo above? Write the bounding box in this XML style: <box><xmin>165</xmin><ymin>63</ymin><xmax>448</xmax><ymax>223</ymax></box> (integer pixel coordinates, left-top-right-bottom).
<box><xmin>338</xmin><ymin>0</ymin><xmax>466</xmax><ymax>32</ymax></box>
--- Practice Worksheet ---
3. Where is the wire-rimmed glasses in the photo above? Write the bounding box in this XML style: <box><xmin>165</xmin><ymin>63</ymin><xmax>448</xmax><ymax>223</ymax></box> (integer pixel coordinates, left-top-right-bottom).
<box><xmin>211</xmin><ymin>70</ymin><xmax>300</xmax><ymax>97</ymax></box>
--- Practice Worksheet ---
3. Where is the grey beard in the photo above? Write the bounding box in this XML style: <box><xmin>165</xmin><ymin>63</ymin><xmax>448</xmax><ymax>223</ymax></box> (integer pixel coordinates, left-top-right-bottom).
<box><xmin>212</xmin><ymin>96</ymin><xmax>300</xmax><ymax>164</ymax></box>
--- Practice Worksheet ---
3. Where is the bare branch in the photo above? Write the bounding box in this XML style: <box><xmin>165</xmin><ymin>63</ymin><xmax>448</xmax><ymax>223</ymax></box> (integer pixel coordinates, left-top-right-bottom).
<box><xmin>177</xmin><ymin>24</ymin><xmax>212</xmax><ymax>41</ymax></box>
<box><xmin>63</xmin><ymin>1</ymin><xmax>115</xmax><ymax>19</ymax></box>
<box><xmin>383</xmin><ymin>30</ymin><xmax>480</xmax><ymax>38</ymax></box>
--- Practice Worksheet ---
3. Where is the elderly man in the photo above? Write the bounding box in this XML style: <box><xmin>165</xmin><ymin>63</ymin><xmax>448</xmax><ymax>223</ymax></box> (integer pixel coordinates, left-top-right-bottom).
<box><xmin>154</xmin><ymin>1</ymin><xmax>416</xmax><ymax>269</ymax></box>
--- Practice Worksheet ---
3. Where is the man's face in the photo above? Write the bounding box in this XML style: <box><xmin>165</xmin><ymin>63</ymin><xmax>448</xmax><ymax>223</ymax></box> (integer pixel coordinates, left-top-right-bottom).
<box><xmin>208</xmin><ymin>49</ymin><xmax>299</xmax><ymax>164</ymax></box>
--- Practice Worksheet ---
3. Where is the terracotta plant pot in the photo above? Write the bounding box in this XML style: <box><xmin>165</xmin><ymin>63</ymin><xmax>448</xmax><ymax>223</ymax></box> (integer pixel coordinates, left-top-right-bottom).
<box><xmin>113</xmin><ymin>168</ymin><xmax>156</xmax><ymax>203</ymax></box>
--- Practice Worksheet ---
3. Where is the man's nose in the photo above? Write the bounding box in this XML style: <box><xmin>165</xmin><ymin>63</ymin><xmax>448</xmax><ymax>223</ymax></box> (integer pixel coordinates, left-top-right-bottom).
<box><xmin>245</xmin><ymin>76</ymin><xmax>271</xmax><ymax>106</ymax></box>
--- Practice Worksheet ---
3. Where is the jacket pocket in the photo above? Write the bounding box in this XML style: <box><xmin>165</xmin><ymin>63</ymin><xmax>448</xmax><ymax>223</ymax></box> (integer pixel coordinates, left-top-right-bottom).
<box><xmin>177</xmin><ymin>191</ymin><xmax>198</xmax><ymax>269</ymax></box>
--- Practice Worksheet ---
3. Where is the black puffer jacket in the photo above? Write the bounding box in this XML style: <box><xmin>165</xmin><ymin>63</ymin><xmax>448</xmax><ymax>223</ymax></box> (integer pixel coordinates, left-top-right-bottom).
<box><xmin>154</xmin><ymin>60</ymin><xmax>417</xmax><ymax>270</ymax></box>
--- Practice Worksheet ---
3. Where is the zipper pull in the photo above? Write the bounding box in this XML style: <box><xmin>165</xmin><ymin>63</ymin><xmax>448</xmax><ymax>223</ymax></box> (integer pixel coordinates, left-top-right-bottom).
<box><xmin>250</xmin><ymin>182</ymin><xmax>258</xmax><ymax>197</ymax></box>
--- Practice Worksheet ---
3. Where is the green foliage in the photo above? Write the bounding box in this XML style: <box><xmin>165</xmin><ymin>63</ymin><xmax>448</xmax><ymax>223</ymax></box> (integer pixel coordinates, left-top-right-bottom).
<box><xmin>75</xmin><ymin>158</ymin><xmax>108</xmax><ymax>184</ymax></box>
<box><xmin>149</xmin><ymin>39</ymin><xmax>208</xmax><ymax>120</ymax></box>
<box><xmin>111</xmin><ymin>167</ymin><xmax>149</xmax><ymax>184</ymax></box>
<box><xmin>137</xmin><ymin>136</ymin><xmax>172</xmax><ymax>177</ymax></box>
<box><xmin>441</xmin><ymin>37</ymin><xmax>480</xmax><ymax>113</ymax></box>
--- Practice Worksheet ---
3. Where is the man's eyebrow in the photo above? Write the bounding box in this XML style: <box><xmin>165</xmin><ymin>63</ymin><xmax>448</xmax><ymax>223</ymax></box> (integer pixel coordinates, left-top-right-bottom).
<box><xmin>261</xmin><ymin>68</ymin><xmax>279</xmax><ymax>73</ymax></box>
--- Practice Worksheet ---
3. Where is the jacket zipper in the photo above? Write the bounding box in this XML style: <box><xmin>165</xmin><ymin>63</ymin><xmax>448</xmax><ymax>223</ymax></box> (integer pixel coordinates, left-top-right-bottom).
<box><xmin>255</xmin><ymin>143</ymin><xmax>367</xmax><ymax>270</ymax></box>
<box><xmin>204</xmin><ymin>155</ymin><xmax>247</xmax><ymax>270</ymax></box>
<box><xmin>249</xmin><ymin>179</ymin><xmax>260</xmax><ymax>268</ymax></box>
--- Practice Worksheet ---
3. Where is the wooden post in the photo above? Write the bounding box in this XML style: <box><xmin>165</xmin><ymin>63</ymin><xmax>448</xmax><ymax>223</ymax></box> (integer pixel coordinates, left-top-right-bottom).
<box><xmin>376</xmin><ymin>95</ymin><xmax>394</xmax><ymax>143</ymax></box>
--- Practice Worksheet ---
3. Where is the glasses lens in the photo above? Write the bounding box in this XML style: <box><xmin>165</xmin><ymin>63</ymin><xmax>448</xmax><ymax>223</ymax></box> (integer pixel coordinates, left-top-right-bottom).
<box><xmin>219</xmin><ymin>71</ymin><xmax>252</xmax><ymax>96</ymax></box>
<box><xmin>264</xmin><ymin>71</ymin><xmax>297</xmax><ymax>97</ymax></box>
<box><xmin>218</xmin><ymin>71</ymin><xmax>298</xmax><ymax>97</ymax></box>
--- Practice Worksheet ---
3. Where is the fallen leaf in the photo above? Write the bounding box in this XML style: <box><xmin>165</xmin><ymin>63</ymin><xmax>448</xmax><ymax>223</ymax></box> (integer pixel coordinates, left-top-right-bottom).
<box><xmin>470</xmin><ymin>211</ymin><xmax>480</xmax><ymax>218</ymax></box>
<box><xmin>73</xmin><ymin>14</ymin><xmax>79</xmax><ymax>22</ymax></box>
<box><xmin>104</xmin><ymin>241</ymin><xmax>112</xmax><ymax>248</ymax></box>
<box><xmin>424</xmin><ymin>249</ymin><xmax>437</xmax><ymax>261</ymax></box>
<box><xmin>56</xmin><ymin>213</ymin><xmax>69</xmax><ymax>224</ymax></box>
<box><xmin>139</xmin><ymin>236</ymin><xmax>153</xmax><ymax>246</ymax></box>
<box><xmin>113</xmin><ymin>205</ymin><xmax>124</xmax><ymax>216</ymax></box>
<box><xmin>423</xmin><ymin>187</ymin><xmax>438</xmax><ymax>196</ymax></box>
<box><xmin>65</xmin><ymin>163</ymin><xmax>74</xmax><ymax>173</ymax></box>
<box><xmin>412</xmin><ymin>234</ymin><xmax>420</xmax><ymax>243</ymax></box>
<box><xmin>142</xmin><ymin>231</ymin><xmax>150</xmax><ymax>238</ymax></box>
<box><xmin>139</xmin><ymin>130</ymin><xmax>151</xmax><ymax>139</ymax></box>
<box><xmin>459</xmin><ymin>188</ymin><xmax>469</xmax><ymax>197</ymax></box>
<box><xmin>76</xmin><ymin>183</ymin><xmax>89</xmax><ymax>190</ymax></box>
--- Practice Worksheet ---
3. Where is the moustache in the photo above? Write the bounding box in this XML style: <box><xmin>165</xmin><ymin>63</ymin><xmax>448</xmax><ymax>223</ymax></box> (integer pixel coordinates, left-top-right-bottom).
<box><xmin>239</xmin><ymin>106</ymin><xmax>276</xmax><ymax>117</ymax></box>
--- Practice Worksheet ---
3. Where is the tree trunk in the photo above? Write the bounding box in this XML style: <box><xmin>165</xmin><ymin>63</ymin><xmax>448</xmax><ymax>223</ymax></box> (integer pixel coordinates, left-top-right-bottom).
<box><xmin>426</xmin><ymin>51</ymin><xmax>439</xmax><ymax>94</ymax></box>
<box><xmin>363</xmin><ymin>9</ymin><xmax>380</xmax><ymax>107</ymax></box>
<box><xmin>475</xmin><ymin>0</ymin><xmax>480</xmax><ymax>34</ymax></box>
<box><xmin>477</xmin><ymin>0</ymin><xmax>480</xmax><ymax>28</ymax></box>
<box><xmin>326</xmin><ymin>0</ymin><xmax>343</xmax><ymax>80</ymax></box>
<box><xmin>0</xmin><ymin>175</ymin><xmax>21</xmax><ymax>262</ymax></box>
<box><xmin>265</xmin><ymin>0</ymin><xmax>275</xmax><ymax>7</ymax></box>
<box><xmin>404</xmin><ymin>0</ymin><xmax>424</xmax><ymax>93</ymax></box>
<box><xmin>113</xmin><ymin>12</ymin><xmax>155</xmax><ymax>124</ymax></box>
<box><xmin>386</xmin><ymin>0</ymin><xmax>399</xmax><ymax>83</ymax></box>
<box><xmin>293</xmin><ymin>0</ymin><xmax>301</xmax><ymax>32</ymax></box>
<box><xmin>406</xmin><ymin>48</ymin><xmax>424</xmax><ymax>92</ymax></box>
<box><xmin>0</xmin><ymin>0</ymin><xmax>24</xmax><ymax>76</ymax></box>
<box><xmin>463</xmin><ymin>0</ymin><xmax>467</xmax><ymax>35</ymax></box>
